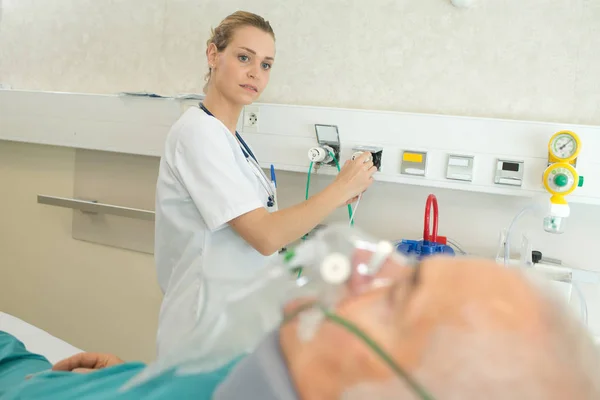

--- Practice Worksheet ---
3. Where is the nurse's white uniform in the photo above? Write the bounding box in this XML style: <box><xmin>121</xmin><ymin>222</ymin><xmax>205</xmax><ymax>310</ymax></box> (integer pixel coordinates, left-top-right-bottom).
<box><xmin>154</xmin><ymin>106</ymin><xmax>276</xmax><ymax>357</ymax></box>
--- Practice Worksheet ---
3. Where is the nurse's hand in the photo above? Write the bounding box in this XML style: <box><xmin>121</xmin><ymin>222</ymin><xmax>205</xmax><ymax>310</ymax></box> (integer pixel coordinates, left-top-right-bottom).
<box><xmin>345</xmin><ymin>195</ymin><xmax>360</xmax><ymax>205</ymax></box>
<box><xmin>332</xmin><ymin>152</ymin><xmax>376</xmax><ymax>205</ymax></box>
<box><xmin>52</xmin><ymin>352</ymin><xmax>124</xmax><ymax>373</ymax></box>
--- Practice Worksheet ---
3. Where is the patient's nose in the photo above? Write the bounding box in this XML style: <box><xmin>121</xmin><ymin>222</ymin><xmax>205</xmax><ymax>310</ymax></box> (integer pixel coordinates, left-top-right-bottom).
<box><xmin>348</xmin><ymin>248</ymin><xmax>412</xmax><ymax>295</ymax></box>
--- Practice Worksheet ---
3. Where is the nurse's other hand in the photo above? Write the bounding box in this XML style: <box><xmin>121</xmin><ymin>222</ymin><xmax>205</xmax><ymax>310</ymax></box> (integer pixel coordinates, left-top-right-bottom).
<box><xmin>332</xmin><ymin>152</ymin><xmax>376</xmax><ymax>204</ymax></box>
<box><xmin>52</xmin><ymin>352</ymin><xmax>124</xmax><ymax>373</ymax></box>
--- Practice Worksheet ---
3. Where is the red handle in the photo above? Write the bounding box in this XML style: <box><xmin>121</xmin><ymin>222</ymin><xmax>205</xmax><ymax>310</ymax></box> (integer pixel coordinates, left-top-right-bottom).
<box><xmin>423</xmin><ymin>194</ymin><xmax>439</xmax><ymax>243</ymax></box>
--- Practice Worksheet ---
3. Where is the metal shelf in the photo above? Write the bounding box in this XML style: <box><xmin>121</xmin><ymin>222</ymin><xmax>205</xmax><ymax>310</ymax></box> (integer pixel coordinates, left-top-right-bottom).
<box><xmin>37</xmin><ymin>195</ymin><xmax>155</xmax><ymax>221</ymax></box>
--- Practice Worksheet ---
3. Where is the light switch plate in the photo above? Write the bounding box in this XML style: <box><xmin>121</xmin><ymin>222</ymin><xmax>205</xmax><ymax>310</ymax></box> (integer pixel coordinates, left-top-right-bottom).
<box><xmin>401</xmin><ymin>150</ymin><xmax>428</xmax><ymax>176</ymax></box>
<box><xmin>494</xmin><ymin>159</ymin><xmax>524</xmax><ymax>186</ymax></box>
<box><xmin>446</xmin><ymin>154</ymin><xmax>474</xmax><ymax>182</ymax></box>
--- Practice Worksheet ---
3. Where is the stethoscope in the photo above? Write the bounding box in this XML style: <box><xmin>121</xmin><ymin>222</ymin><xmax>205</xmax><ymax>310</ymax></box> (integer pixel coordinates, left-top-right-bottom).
<box><xmin>199</xmin><ymin>103</ymin><xmax>276</xmax><ymax>208</ymax></box>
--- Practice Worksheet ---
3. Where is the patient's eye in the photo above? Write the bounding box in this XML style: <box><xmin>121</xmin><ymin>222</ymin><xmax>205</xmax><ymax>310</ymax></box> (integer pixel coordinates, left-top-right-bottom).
<box><xmin>411</xmin><ymin>262</ymin><xmax>422</xmax><ymax>286</ymax></box>
<box><xmin>388</xmin><ymin>263</ymin><xmax>421</xmax><ymax>307</ymax></box>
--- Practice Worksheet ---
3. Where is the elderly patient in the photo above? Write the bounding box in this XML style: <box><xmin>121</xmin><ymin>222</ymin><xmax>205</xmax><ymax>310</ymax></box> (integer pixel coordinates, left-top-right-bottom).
<box><xmin>1</xmin><ymin>226</ymin><xmax>599</xmax><ymax>399</ymax></box>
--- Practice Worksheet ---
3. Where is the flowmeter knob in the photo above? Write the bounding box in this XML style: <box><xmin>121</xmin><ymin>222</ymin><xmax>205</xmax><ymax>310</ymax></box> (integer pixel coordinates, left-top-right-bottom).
<box><xmin>554</xmin><ymin>174</ymin><xmax>568</xmax><ymax>187</ymax></box>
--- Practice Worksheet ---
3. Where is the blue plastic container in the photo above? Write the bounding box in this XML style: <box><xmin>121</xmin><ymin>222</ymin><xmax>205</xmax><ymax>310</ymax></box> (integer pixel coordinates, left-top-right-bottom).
<box><xmin>396</xmin><ymin>239</ymin><xmax>455</xmax><ymax>259</ymax></box>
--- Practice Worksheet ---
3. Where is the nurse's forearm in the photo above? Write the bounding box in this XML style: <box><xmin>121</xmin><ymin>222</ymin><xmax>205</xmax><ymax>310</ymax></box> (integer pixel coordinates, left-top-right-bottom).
<box><xmin>229</xmin><ymin>185</ymin><xmax>344</xmax><ymax>255</ymax></box>
<box><xmin>269</xmin><ymin>185</ymin><xmax>344</xmax><ymax>246</ymax></box>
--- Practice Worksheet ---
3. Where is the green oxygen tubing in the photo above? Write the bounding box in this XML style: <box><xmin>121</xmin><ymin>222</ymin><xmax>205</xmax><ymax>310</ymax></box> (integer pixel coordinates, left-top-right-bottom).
<box><xmin>298</xmin><ymin>152</ymin><xmax>353</xmax><ymax>278</ymax></box>
<box><xmin>282</xmin><ymin>303</ymin><xmax>436</xmax><ymax>400</ymax></box>
<box><xmin>305</xmin><ymin>152</ymin><xmax>354</xmax><ymax>226</ymax></box>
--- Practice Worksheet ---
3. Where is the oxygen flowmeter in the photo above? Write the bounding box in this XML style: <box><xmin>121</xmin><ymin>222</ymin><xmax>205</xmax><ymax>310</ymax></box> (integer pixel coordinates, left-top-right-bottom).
<box><xmin>308</xmin><ymin>145</ymin><xmax>335</xmax><ymax>164</ymax></box>
<box><xmin>542</xmin><ymin>130</ymin><xmax>584</xmax><ymax>234</ymax></box>
<box><xmin>308</xmin><ymin>124</ymin><xmax>341</xmax><ymax>167</ymax></box>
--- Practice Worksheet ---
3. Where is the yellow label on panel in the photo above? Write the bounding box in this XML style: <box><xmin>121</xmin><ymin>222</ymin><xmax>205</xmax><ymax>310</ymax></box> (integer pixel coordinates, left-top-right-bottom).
<box><xmin>403</xmin><ymin>152</ymin><xmax>423</xmax><ymax>163</ymax></box>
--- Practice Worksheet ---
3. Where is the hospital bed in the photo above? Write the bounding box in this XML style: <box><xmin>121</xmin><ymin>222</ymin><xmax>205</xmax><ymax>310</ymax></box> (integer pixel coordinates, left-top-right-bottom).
<box><xmin>0</xmin><ymin>312</ymin><xmax>83</xmax><ymax>364</ymax></box>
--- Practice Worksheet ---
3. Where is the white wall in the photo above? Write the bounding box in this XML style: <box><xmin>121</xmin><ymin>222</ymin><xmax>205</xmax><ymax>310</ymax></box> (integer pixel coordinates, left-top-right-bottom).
<box><xmin>1</xmin><ymin>0</ymin><xmax>598</xmax><ymax>124</ymax></box>
<box><xmin>0</xmin><ymin>0</ymin><xmax>599</xmax><ymax>361</ymax></box>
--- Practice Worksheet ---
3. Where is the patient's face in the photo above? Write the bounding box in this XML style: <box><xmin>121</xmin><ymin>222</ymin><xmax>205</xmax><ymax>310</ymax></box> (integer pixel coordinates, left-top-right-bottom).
<box><xmin>280</xmin><ymin>252</ymin><xmax>548</xmax><ymax>398</ymax></box>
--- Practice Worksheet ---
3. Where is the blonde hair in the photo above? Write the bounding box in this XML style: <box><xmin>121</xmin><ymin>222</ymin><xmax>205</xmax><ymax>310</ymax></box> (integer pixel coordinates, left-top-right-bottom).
<box><xmin>204</xmin><ymin>11</ymin><xmax>275</xmax><ymax>92</ymax></box>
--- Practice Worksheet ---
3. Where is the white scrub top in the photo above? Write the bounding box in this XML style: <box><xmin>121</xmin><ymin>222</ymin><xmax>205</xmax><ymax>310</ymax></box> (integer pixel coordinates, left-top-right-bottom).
<box><xmin>154</xmin><ymin>106</ymin><xmax>277</xmax><ymax>357</ymax></box>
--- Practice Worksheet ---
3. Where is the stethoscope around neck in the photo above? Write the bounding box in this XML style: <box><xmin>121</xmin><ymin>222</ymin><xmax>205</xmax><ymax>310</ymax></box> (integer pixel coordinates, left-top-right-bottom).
<box><xmin>199</xmin><ymin>103</ymin><xmax>276</xmax><ymax>208</ymax></box>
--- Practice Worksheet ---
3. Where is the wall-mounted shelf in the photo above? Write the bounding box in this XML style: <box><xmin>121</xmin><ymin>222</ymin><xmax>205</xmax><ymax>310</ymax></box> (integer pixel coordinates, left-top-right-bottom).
<box><xmin>37</xmin><ymin>195</ymin><xmax>155</xmax><ymax>221</ymax></box>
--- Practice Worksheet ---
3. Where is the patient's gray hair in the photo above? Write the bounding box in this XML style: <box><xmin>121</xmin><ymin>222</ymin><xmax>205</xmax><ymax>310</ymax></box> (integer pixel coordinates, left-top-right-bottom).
<box><xmin>344</xmin><ymin>270</ymin><xmax>600</xmax><ymax>400</ymax></box>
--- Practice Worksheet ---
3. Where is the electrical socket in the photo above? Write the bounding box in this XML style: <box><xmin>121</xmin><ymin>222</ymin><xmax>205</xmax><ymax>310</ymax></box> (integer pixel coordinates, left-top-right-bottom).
<box><xmin>242</xmin><ymin>105</ymin><xmax>260</xmax><ymax>133</ymax></box>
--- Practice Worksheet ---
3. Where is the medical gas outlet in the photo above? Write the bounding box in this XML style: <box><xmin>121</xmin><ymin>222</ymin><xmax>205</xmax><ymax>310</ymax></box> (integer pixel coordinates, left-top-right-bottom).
<box><xmin>542</xmin><ymin>130</ymin><xmax>584</xmax><ymax>234</ymax></box>
<box><xmin>312</xmin><ymin>124</ymin><xmax>341</xmax><ymax>167</ymax></box>
<box><xmin>351</xmin><ymin>146</ymin><xmax>383</xmax><ymax>171</ymax></box>
<box><xmin>308</xmin><ymin>145</ymin><xmax>335</xmax><ymax>164</ymax></box>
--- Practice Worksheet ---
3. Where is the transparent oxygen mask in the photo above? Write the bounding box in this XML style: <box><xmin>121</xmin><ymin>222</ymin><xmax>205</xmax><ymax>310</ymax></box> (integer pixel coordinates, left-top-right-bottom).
<box><xmin>124</xmin><ymin>224</ymin><xmax>407</xmax><ymax>390</ymax></box>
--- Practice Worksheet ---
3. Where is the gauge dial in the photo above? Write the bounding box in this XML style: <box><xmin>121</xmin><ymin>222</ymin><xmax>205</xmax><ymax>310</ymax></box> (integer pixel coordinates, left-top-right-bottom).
<box><xmin>549</xmin><ymin>131</ymin><xmax>580</xmax><ymax>161</ymax></box>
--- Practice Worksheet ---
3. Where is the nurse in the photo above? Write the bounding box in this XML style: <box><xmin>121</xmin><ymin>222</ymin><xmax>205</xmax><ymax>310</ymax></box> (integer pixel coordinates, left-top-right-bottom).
<box><xmin>154</xmin><ymin>10</ymin><xmax>376</xmax><ymax>356</ymax></box>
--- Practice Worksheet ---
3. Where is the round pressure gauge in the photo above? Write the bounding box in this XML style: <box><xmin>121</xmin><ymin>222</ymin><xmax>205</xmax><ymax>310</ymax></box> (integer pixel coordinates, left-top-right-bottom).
<box><xmin>548</xmin><ymin>130</ymin><xmax>580</xmax><ymax>162</ymax></box>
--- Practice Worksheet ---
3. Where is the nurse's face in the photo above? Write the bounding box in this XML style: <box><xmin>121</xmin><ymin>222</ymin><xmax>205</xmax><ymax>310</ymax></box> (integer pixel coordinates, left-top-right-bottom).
<box><xmin>209</xmin><ymin>25</ymin><xmax>275</xmax><ymax>105</ymax></box>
